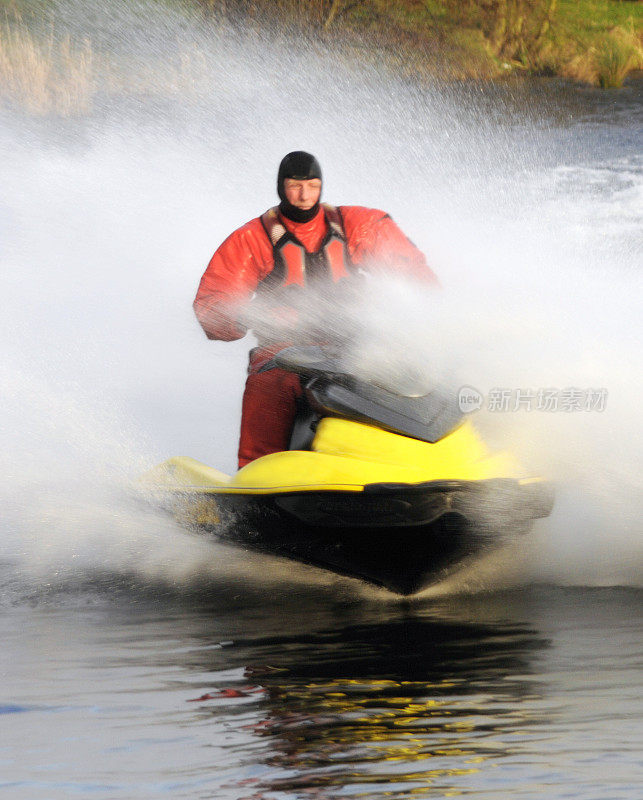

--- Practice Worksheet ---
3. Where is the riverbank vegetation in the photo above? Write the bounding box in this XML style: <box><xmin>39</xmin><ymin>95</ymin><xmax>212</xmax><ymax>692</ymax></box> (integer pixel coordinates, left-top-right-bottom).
<box><xmin>1</xmin><ymin>0</ymin><xmax>641</xmax><ymax>116</ymax></box>
<box><xmin>196</xmin><ymin>0</ymin><xmax>643</xmax><ymax>85</ymax></box>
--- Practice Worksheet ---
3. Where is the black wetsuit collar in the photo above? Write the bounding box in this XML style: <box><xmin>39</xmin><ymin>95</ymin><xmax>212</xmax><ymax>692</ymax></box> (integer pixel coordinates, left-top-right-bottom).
<box><xmin>278</xmin><ymin>200</ymin><xmax>321</xmax><ymax>224</ymax></box>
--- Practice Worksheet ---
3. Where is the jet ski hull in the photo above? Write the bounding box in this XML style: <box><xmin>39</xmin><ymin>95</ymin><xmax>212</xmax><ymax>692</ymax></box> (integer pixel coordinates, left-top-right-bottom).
<box><xmin>158</xmin><ymin>478</ymin><xmax>553</xmax><ymax>595</ymax></box>
<box><xmin>141</xmin><ymin>411</ymin><xmax>553</xmax><ymax>594</ymax></box>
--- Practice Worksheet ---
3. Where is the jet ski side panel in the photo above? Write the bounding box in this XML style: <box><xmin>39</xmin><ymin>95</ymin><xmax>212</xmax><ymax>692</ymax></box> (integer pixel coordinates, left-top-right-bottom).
<box><xmin>141</xmin><ymin>419</ymin><xmax>521</xmax><ymax>496</ymax></box>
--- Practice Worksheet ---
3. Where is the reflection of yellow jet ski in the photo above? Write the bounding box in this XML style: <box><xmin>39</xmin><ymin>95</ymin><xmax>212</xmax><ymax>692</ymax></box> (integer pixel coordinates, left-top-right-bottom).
<box><xmin>142</xmin><ymin>346</ymin><xmax>554</xmax><ymax>595</ymax></box>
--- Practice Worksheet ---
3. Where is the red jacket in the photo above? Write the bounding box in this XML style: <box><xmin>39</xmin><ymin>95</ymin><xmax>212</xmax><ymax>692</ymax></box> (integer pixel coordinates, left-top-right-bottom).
<box><xmin>194</xmin><ymin>205</ymin><xmax>437</xmax><ymax>341</ymax></box>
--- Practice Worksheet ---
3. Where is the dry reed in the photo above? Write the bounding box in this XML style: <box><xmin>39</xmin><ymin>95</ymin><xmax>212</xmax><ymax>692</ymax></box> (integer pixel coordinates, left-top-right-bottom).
<box><xmin>0</xmin><ymin>22</ymin><xmax>95</xmax><ymax>114</ymax></box>
<box><xmin>0</xmin><ymin>19</ymin><xmax>216</xmax><ymax>116</ymax></box>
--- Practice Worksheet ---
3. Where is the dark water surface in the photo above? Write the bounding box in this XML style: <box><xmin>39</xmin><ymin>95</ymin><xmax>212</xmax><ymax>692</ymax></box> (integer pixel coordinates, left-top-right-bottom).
<box><xmin>1</xmin><ymin>578</ymin><xmax>640</xmax><ymax>799</ymax></box>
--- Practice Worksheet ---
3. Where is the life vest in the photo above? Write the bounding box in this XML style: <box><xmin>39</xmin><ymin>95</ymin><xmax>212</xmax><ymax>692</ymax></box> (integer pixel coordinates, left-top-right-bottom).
<box><xmin>258</xmin><ymin>204</ymin><xmax>355</xmax><ymax>292</ymax></box>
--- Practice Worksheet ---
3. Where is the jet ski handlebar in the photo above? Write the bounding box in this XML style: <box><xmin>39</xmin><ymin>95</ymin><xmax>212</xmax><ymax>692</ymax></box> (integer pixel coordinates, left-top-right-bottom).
<box><xmin>258</xmin><ymin>345</ymin><xmax>344</xmax><ymax>379</ymax></box>
<box><xmin>259</xmin><ymin>346</ymin><xmax>465</xmax><ymax>445</ymax></box>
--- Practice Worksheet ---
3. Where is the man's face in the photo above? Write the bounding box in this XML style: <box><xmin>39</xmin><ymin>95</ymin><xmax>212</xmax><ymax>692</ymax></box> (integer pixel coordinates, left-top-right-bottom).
<box><xmin>283</xmin><ymin>178</ymin><xmax>322</xmax><ymax>211</ymax></box>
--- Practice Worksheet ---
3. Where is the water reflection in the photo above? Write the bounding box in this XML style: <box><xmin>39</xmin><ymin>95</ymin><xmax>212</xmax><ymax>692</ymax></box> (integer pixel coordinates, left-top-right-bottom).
<box><xmin>184</xmin><ymin>599</ymin><xmax>549</xmax><ymax>799</ymax></box>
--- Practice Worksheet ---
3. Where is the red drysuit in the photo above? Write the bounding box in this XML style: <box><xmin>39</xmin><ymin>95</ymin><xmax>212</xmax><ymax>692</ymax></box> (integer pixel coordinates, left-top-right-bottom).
<box><xmin>194</xmin><ymin>204</ymin><xmax>437</xmax><ymax>467</ymax></box>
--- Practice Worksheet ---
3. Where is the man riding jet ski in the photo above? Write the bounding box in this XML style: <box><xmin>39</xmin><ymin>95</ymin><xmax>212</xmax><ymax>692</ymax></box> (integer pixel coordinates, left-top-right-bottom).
<box><xmin>193</xmin><ymin>151</ymin><xmax>438</xmax><ymax>467</ymax></box>
<box><xmin>142</xmin><ymin>153</ymin><xmax>553</xmax><ymax>595</ymax></box>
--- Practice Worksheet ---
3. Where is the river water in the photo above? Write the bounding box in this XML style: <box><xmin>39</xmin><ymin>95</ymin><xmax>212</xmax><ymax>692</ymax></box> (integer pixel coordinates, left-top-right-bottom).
<box><xmin>1</xmin><ymin>582</ymin><xmax>641</xmax><ymax>800</ymax></box>
<box><xmin>1</xmin><ymin>2</ymin><xmax>642</xmax><ymax>797</ymax></box>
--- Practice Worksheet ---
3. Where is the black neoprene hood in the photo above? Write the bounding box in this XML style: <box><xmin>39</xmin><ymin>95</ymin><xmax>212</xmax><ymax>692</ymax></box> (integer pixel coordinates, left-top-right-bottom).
<box><xmin>277</xmin><ymin>151</ymin><xmax>323</xmax><ymax>222</ymax></box>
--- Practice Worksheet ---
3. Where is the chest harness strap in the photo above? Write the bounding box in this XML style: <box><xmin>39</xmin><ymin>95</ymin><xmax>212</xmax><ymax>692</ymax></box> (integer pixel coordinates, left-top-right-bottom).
<box><xmin>259</xmin><ymin>204</ymin><xmax>355</xmax><ymax>291</ymax></box>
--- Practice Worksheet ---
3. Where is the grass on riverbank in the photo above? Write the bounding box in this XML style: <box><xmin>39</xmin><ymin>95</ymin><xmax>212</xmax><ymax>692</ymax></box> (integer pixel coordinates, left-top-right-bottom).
<box><xmin>562</xmin><ymin>25</ymin><xmax>642</xmax><ymax>88</ymax></box>
<box><xmin>198</xmin><ymin>0</ymin><xmax>643</xmax><ymax>86</ymax></box>
<box><xmin>540</xmin><ymin>1</ymin><xmax>643</xmax><ymax>86</ymax></box>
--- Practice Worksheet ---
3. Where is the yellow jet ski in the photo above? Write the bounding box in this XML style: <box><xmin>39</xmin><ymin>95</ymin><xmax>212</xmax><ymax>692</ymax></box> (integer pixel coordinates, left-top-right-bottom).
<box><xmin>141</xmin><ymin>346</ymin><xmax>553</xmax><ymax>595</ymax></box>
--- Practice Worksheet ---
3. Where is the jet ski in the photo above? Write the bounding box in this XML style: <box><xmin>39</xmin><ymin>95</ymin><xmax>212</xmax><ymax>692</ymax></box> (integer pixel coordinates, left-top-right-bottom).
<box><xmin>141</xmin><ymin>346</ymin><xmax>554</xmax><ymax>595</ymax></box>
